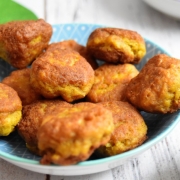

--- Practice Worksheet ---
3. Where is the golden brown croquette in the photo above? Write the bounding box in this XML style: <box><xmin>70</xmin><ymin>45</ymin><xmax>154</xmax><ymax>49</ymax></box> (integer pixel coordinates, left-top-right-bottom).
<box><xmin>126</xmin><ymin>54</ymin><xmax>180</xmax><ymax>113</ymax></box>
<box><xmin>2</xmin><ymin>68</ymin><xmax>42</xmax><ymax>106</ymax></box>
<box><xmin>0</xmin><ymin>19</ymin><xmax>52</xmax><ymax>69</ymax></box>
<box><xmin>38</xmin><ymin>102</ymin><xmax>114</xmax><ymax>165</ymax></box>
<box><xmin>30</xmin><ymin>48</ymin><xmax>94</xmax><ymax>102</ymax></box>
<box><xmin>86</xmin><ymin>27</ymin><xmax>146</xmax><ymax>64</ymax></box>
<box><xmin>0</xmin><ymin>83</ymin><xmax>22</xmax><ymax>136</ymax></box>
<box><xmin>96</xmin><ymin>101</ymin><xmax>147</xmax><ymax>156</ymax></box>
<box><xmin>86</xmin><ymin>63</ymin><xmax>139</xmax><ymax>102</ymax></box>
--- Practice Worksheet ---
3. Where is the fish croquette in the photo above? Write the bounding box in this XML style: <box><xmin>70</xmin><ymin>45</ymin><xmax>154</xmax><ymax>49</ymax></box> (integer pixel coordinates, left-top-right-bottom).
<box><xmin>86</xmin><ymin>27</ymin><xmax>146</xmax><ymax>64</ymax></box>
<box><xmin>17</xmin><ymin>100</ymin><xmax>71</xmax><ymax>155</ymax></box>
<box><xmin>30</xmin><ymin>48</ymin><xmax>94</xmax><ymax>102</ymax></box>
<box><xmin>96</xmin><ymin>101</ymin><xmax>147</xmax><ymax>156</ymax></box>
<box><xmin>0</xmin><ymin>83</ymin><xmax>22</xmax><ymax>136</ymax></box>
<box><xmin>126</xmin><ymin>54</ymin><xmax>180</xmax><ymax>113</ymax></box>
<box><xmin>86</xmin><ymin>63</ymin><xmax>139</xmax><ymax>102</ymax></box>
<box><xmin>2</xmin><ymin>68</ymin><xmax>42</xmax><ymax>106</ymax></box>
<box><xmin>0</xmin><ymin>19</ymin><xmax>52</xmax><ymax>69</ymax></box>
<box><xmin>38</xmin><ymin>102</ymin><xmax>114</xmax><ymax>165</ymax></box>
<box><xmin>47</xmin><ymin>40</ymin><xmax>98</xmax><ymax>69</ymax></box>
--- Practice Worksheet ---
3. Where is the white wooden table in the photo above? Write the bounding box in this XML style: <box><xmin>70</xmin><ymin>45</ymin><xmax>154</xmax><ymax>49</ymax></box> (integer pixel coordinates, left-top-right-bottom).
<box><xmin>1</xmin><ymin>0</ymin><xmax>180</xmax><ymax>179</ymax></box>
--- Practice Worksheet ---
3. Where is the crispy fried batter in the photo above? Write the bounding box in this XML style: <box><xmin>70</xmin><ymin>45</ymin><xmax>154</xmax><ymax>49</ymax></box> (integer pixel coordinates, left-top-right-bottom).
<box><xmin>0</xmin><ymin>83</ymin><xmax>22</xmax><ymax>136</ymax></box>
<box><xmin>126</xmin><ymin>54</ymin><xmax>180</xmax><ymax>113</ymax></box>
<box><xmin>38</xmin><ymin>102</ymin><xmax>114</xmax><ymax>165</ymax></box>
<box><xmin>0</xmin><ymin>19</ymin><xmax>52</xmax><ymax>69</ymax></box>
<box><xmin>30</xmin><ymin>48</ymin><xmax>94</xmax><ymax>102</ymax></box>
<box><xmin>2</xmin><ymin>68</ymin><xmax>42</xmax><ymax>106</ymax></box>
<box><xmin>17</xmin><ymin>100</ymin><xmax>71</xmax><ymax>155</ymax></box>
<box><xmin>47</xmin><ymin>40</ymin><xmax>98</xmax><ymax>69</ymax></box>
<box><xmin>96</xmin><ymin>101</ymin><xmax>147</xmax><ymax>156</ymax></box>
<box><xmin>87</xmin><ymin>28</ymin><xmax>146</xmax><ymax>64</ymax></box>
<box><xmin>86</xmin><ymin>63</ymin><xmax>139</xmax><ymax>102</ymax></box>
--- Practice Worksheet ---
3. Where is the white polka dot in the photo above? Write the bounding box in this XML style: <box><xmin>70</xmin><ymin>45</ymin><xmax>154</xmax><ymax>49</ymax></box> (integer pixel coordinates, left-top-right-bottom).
<box><xmin>67</xmin><ymin>26</ymin><xmax>71</xmax><ymax>31</ymax></box>
<box><xmin>81</xmin><ymin>26</ymin><xmax>86</xmax><ymax>31</ymax></box>
<box><xmin>53</xmin><ymin>27</ymin><xmax>57</xmax><ymax>32</ymax></box>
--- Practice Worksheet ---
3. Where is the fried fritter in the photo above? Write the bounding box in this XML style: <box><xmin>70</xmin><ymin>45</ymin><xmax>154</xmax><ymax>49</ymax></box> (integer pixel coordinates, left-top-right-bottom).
<box><xmin>38</xmin><ymin>102</ymin><xmax>114</xmax><ymax>165</ymax></box>
<box><xmin>86</xmin><ymin>27</ymin><xmax>146</xmax><ymax>64</ymax></box>
<box><xmin>96</xmin><ymin>101</ymin><xmax>147</xmax><ymax>156</ymax></box>
<box><xmin>0</xmin><ymin>19</ymin><xmax>52</xmax><ymax>69</ymax></box>
<box><xmin>126</xmin><ymin>54</ymin><xmax>180</xmax><ymax>113</ymax></box>
<box><xmin>47</xmin><ymin>40</ymin><xmax>98</xmax><ymax>69</ymax></box>
<box><xmin>30</xmin><ymin>48</ymin><xmax>94</xmax><ymax>102</ymax></box>
<box><xmin>0</xmin><ymin>83</ymin><xmax>22</xmax><ymax>136</ymax></box>
<box><xmin>86</xmin><ymin>63</ymin><xmax>139</xmax><ymax>102</ymax></box>
<box><xmin>2</xmin><ymin>68</ymin><xmax>42</xmax><ymax>106</ymax></box>
<box><xmin>17</xmin><ymin>100</ymin><xmax>71</xmax><ymax>155</ymax></box>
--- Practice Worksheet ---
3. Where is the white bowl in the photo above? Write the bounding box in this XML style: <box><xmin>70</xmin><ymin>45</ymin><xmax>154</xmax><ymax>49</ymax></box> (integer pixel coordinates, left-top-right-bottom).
<box><xmin>142</xmin><ymin>0</ymin><xmax>180</xmax><ymax>19</ymax></box>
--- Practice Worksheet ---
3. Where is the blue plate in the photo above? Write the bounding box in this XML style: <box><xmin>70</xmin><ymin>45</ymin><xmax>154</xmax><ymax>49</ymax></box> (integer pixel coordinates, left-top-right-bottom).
<box><xmin>0</xmin><ymin>23</ymin><xmax>179</xmax><ymax>176</ymax></box>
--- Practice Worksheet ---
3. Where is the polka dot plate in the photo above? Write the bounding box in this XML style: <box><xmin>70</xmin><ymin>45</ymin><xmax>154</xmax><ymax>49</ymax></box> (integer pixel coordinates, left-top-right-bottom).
<box><xmin>0</xmin><ymin>23</ymin><xmax>180</xmax><ymax>176</ymax></box>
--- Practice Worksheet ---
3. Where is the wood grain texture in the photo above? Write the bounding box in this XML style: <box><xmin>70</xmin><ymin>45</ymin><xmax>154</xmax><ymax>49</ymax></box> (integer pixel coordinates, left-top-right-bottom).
<box><xmin>1</xmin><ymin>0</ymin><xmax>180</xmax><ymax>179</ymax></box>
<box><xmin>0</xmin><ymin>158</ymin><xmax>45</xmax><ymax>180</ymax></box>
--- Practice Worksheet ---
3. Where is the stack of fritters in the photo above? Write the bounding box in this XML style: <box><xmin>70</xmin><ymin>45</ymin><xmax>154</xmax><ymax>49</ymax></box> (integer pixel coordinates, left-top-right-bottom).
<box><xmin>86</xmin><ymin>27</ymin><xmax>146</xmax><ymax>102</ymax></box>
<box><xmin>2</xmin><ymin>20</ymin><xmax>180</xmax><ymax>166</ymax></box>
